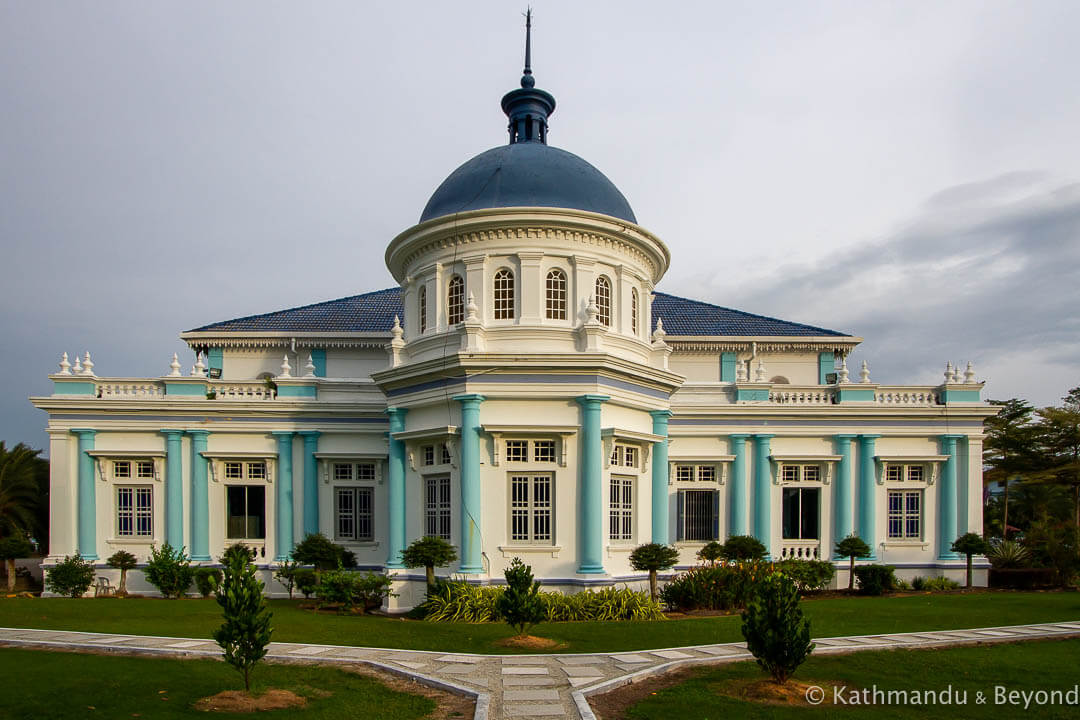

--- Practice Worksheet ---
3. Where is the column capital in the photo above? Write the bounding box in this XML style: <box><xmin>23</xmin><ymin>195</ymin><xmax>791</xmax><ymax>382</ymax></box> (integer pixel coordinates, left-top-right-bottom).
<box><xmin>270</xmin><ymin>430</ymin><xmax>295</xmax><ymax>438</ymax></box>
<box><xmin>451</xmin><ymin>393</ymin><xmax>487</xmax><ymax>406</ymax></box>
<box><xmin>71</xmin><ymin>428</ymin><xmax>97</xmax><ymax>438</ymax></box>
<box><xmin>858</xmin><ymin>434</ymin><xmax>882</xmax><ymax>440</ymax></box>
<box><xmin>575</xmin><ymin>393</ymin><xmax>610</xmax><ymax>407</ymax></box>
<box><xmin>939</xmin><ymin>433</ymin><xmax>965</xmax><ymax>440</ymax></box>
<box><xmin>385</xmin><ymin>406</ymin><xmax>411</xmax><ymax>417</ymax></box>
<box><xmin>298</xmin><ymin>430</ymin><xmax>322</xmax><ymax>439</ymax></box>
<box><xmin>160</xmin><ymin>429</ymin><xmax>184</xmax><ymax>439</ymax></box>
<box><xmin>648</xmin><ymin>409</ymin><xmax>673</xmax><ymax>419</ymax></box>
<box><xmin>753</xmin><ymin>433</ymin><xmax>775</xmax><ymax>442</ymax></box>
<box><xmin>186</xmin><ymin>429</ymin><xmax>211</xmax><ymax>437</ymax></box>
<box><xmin>833</xmin><ymin>433</ymin><xmax>857</xmax><ymax>440</ymax></box>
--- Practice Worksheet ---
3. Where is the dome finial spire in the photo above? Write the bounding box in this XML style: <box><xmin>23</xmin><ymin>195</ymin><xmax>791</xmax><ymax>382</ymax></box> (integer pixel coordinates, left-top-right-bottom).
<box><xmin>521</xmin><ymin>7</ymin><xmax>534</xmax><ymax>88</ymax></box>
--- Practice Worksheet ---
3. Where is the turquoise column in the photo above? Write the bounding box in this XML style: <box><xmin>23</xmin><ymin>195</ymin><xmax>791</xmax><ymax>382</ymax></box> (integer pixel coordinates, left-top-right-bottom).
<box><xmin>72</xmin><ymin>430</ymin><xmax>97</xmax><ymax>561</ymax></box>
<box><xmin>161</xmin><ymin>430</ymin><xmax>184</xmax><ymax>550</ymax></box>
<box><xmin>385</xmin><ymin>408</ymin><xmax>409</xmax><ymax>568</ymax></box>
<box><xmin>857</xmin><ymin>434</ymin><xmax>880</xmax><ymax>559</ymax></box>
<box><xmin>833</xmin><ymin>434</ymin><xmax>855</xmax><ymax>554</ymax></box>
<box><xmin>187</xmin><ymin>430</ymin><xmax>210</xmax><ymax>561</ymax></box>
<box><xmin>752</xmin><ymin>435</ymin><xmax>774</xmax><ymax>556</ymax></box>
<box><xmin>728</xmin><ymin>434</ymin><xmax>750</xmax><ymax>537</ymax></box>
<box><xmin>272</xmin><ymin>432</ymin><xmax>295</xmax><ymax>561</ymax></box>
<box><xmin>643</xmin><ymin>410</ymin><xmax>669</xmax><ymax>539</ymax></box>
<box><xmin>299</xmin><ymin>431</ymin><xmax>321</xmax><ymax>537</ymax></box>
<box><xmin>649</xmin><ymin>410</ymin><xmax>672</xmax><ymax>543</ymax></box>
<box><xmin>576</xmin><ymin>394</ymin><xmax>609</xmax><ymax>574</ymax></box>
<box><xmin>938</xmin><ymin>434</ymin><xmax>962</xmax><ymax>559</ymax></box>
<box><xmin>453</xmin><ymin>394</ymin><xmax>486</xmax><ymax>573</ymax></box>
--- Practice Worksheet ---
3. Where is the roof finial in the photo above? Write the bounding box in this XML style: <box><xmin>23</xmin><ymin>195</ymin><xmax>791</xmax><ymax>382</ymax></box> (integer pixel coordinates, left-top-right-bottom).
<box><xmin>521</xmin><ymin>7</ymin><xmax>534</xmax><ymax>88</ymax></box>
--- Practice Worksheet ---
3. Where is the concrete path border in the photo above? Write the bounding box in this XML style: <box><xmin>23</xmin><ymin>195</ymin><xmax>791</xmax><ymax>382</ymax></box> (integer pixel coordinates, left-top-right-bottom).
<box><xmin>2</xmin><ymin>620</ymin><xmax>1078</xmax><ymax>720</ymax></box>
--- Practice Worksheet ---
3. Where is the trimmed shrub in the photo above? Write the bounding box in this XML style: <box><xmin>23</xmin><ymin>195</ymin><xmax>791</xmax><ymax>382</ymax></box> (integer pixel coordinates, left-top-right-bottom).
<box><xmin>721</xmin><ymin>535</ymin><xmax>768</xmax><ymax>562</ymax></box>
<box><xmin>400</xmin><ymin>536</ymin><xmax>457</xmax><ymax>589</ymax></box>
<box><xmin>697</xmin><ymin>540</ymin><xmax>725</xmax><ymax>565</ymax></box>
<box><xmin>213</xmin><ymin>549</ymin><xmax>272</xmax><ymax>692</ymax></box>
<box><xmin>294</xmin><ymin>568</ymin><xmax>319</xmax><ymax>598</ymax></box>
<box><xmin>144</xmin><ymin>543</ymin><xmax>195</xmax><ymax>598</ymax></box>
<box><xmin>834</xmin><ymin>535</ymin><xmax>872</xmax><ymax>591</ymax></box>
<box><xmin>951</xmin><ymin>532</ymin><xmax>991</xmax><ymax>588</ymax></box>
<box><xmin>422</xmin><ymin>581</ymin><xmax>502</xmax><ymax>623</ymax></box>
<box><xmin>629</xmin><ymin>543</ymin><xmax>679</xmax><ymax>601</ymax></box>
<box><xmin>921</xmin><ymin>576</ymin><xmax>960</xmax><ymax>592</ymax></box>
<box><xmin>496</xmin><ymin>558</ymin><xmax>545</xmax><ymax>636</ymax></box>
<box><xmin>741</xmin><ymin>572</ymin><xmax>814</xmax><ymax>684</ymax></box>
<box><xmin>194</xmin><ymin>567</ymin><xmax>223</xmax><ymax>597</ymax></box>
<box><xmin>774</xmin><ymin>559</ymin><xmax>834</xmax><ymax>594</ymax></box>
<box><xmin>105</xmin><ymin>550</ymin><xmax>138</xmax><ymax>595</ymax></box>
<box><xmin>292</xmin><ymin>533</ymin><xmax>357</xmax><ymax>570</ymax></box>
<box><xmin>660</xmin><ymin>561</ymin><xmax>774</xmax><ymax>611</ymax></box>
<box><xmin>315</xmin><ymin>569</ymin><xmax>394</xmax><ymax>612</ymax></box>
<box><xmin>853</xmin><ymin>564</ymin><xmax>896</xmax><ymax>596</ymax></box>
<box><xmin>542</xmin><ymin>587</ymin><xmax>665</xmax><ymax>622</ymax></box>
<box><xmin>220</xmin><ymin>542</ymin><xmax>256</xmax><ymax>566</ymax></box>
<box><xmin>45</xmin><ymin>554</ymin><xmax>96</xmax><ymax>598</ymax></box>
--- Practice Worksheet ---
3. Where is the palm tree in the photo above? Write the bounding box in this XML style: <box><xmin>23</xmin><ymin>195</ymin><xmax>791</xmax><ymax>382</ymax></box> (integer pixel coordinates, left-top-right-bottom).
<box><xmin>0</xmin><ymin>442</ymin><xmax>44</xmax><ymax>542</ymax></box>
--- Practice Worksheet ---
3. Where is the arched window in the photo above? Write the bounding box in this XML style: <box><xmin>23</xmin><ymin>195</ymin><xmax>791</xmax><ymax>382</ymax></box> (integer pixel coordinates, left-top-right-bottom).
<box><xmin>631</xmin><ymin>287</ymin><xmax>639</xmax><ymax>335</ymax></box>
<box><xmin>494</xmin><ymin>269</ymin><xmax>515</xmax><ymax>320</ymax></box>
<box><xmin>595</xmin><ymin>276</ymin><xmax>612</xmax><ymax>327</ymax></box>
<box><xmin>418</xmin><ymin>285</ymin><xmax>427</xmax><ymax>334</ymax></box>
<box><xmin>545</xmin><ymin>269</ymin><xmax>567</xmax><ymax>320</ymax></box>
<box><xmin>447</xmin><ymin>275</ymin><xmax>464</xmax><ymax>325</ymax></box>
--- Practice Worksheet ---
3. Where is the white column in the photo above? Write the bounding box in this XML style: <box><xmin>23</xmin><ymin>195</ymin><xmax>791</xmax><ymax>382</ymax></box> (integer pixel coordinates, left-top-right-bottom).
<box><xmin>463</xmin><ymin>255</ymin><xmax>487</xmax><ymax>323</ymax></box>
<box><xmin>517</xmin><ymin>251</ymin><xmax>543</xmax><ymax>324</ymax></box>
<box><xmin>571</xmin><ymin>255</ymin><xmax>596</xmax><ymax>324</ymax></box>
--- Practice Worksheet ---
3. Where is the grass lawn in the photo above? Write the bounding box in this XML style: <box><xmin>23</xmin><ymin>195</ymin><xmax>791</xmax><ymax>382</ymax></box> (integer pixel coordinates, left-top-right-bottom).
<box><xmin>0</xmin><ymin>646</ymin><xmax>436</xmax><ymax>719</ymax></box>
<box><xmin>617</xmin><ymin>638</ymin><xmax>1080</xmax><ymax>719</ymax></box>
<box><xmin>0</xmin><ymin>591</ymin><xmax>1076</xmax><ymax>654</ymax></box>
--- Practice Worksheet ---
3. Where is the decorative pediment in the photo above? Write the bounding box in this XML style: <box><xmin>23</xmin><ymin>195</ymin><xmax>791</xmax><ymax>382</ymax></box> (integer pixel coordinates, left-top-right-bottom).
<box><xmin>390</xmin><ymin>426</ymin><xmax>460</xmax><ymax>470</ymax></box>
<box><xmin>668</xmin><ymin>456</ymin><xmax>736</xmax><ymax>485</ymax></box>
<box><xmin>874</xmin><ymin>455</ymin><xmax>950</xmax><ymax>485</ymax></box>
<box><xmin>88</xmin><ymin>450</ymin><xmax>167</xmax><ymax>483</ymax></box>
<box><xmin>769</xmin><ymin>455</ymin><xmax>842</xmax><ymax>485</ymax></box>
<box><xmin>200</xmin><ymin>451</ymin><xmax>277</xmax><ymax>484</ymax></box>
<box><xmin>482</xmin><ymin>425</ymin><xmax>578</xmax><ymax>467</ymax></box>
<box><xmin>314</xmin><ymin>453</ymin><xmax>387</xmax><ymax>484</ymax></box>
<box><xmin>601</xmin><ymin>428</ymin><xmax>665</xmax><ymax>470</ymax></box>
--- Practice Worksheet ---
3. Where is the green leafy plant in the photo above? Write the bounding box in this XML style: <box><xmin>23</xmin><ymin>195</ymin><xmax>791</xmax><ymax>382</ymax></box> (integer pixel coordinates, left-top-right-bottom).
<box><xmin>922</xmin><ymin>576</ymin><xmax>960</xmax><ymax>591</ymax></box>
<box><xmin>774</xmin><ymin>559</ymin><xmax>835</xmax><ymax>594</ymax></box>
<box><xmin>105</xmin><ymin>550</ymin><xmax>138</xmax><ymax>595</ymax></box>
<box><xmin>294</xmin><ymin>568</ymin><xmax>318</xmax><ymax>598</ymax></box>
<box><xmin>853</xmin><ymin>564</ymin><xmax>896</xmax><ymax>596</ymax></box>
<box><xmin>45</xmin><ymin>555</ymin><xmax>96</xmax><ymax>598</ymax></box>
<box><xmin>697</xmin><ymin>541</ymin><xmax>725</xmax><ymax>565</ymax></box>
<box><xmin>291</xmin><ymin>533</ymin><xmax>356</xmax><ymax>570</ymax></box>
<box><xmin>213</xmin><ymin>549</ymin><xmax>272</xmax><ymax>692</ymax></box>
<box><xmin>495</xmin><ymin>558</ymin><xmax>545</xmax><ymax>637</ymax></box>
<box><xmin>194</xmin><ymin>567</ymin><xmax>224</xmax><ymax>598</ymax></box>
<box><xmin>987</xmin><ymin>539</ymin><xmax>1031</xmax><ymax>569</ymax></box>
<box><xmin>274</xmin><ymin>560</ymin><xmax>300</xmax><ymax>599</ymax></box>
<box><xmin>741</xmin><ymin>572</ymin><xmax>814</xmax><ymax>685</ymax></box>
<box><xmin>834</xmin><ymin>535</ymin><xmax>872</xmax><ymax>591</ymax></box>
<box><xmin>721</xmin><ymin>535</ymin><xmax>768</xmax><ymax>562</ymax></box>
<box><xmin>314</xmin><ymin>569</ymin><xmax>395</xmax><ymax>613</ymax></box>
<box><xmin>660</xmin><ymin>561</ymin><xmax>774</xmax><ymax>612</ymax></box>
<box><xmin>0</xmin><ymin>534</ymin><xmax>33</xmax><ymax>592</ymax></box>
<box><xmin>951</xmin><ymin>532</ymin><xmax>991</xmax><ymax>588</ymax></box>
<box><xmin>629</xmin><ymin>542</ymin><xmax>680</xmax><ymax>601</ymax></box>
<box><xmin>400</xmin><ymin>536</ymin><xmax>458</xmax><ymax>590</ymax></box>
<box><xmin>144</xmin><ymin>543</ymin><xmax>195</xmax><ymax>598</ymax></box>
<box><xmin>541</xmin><ymin>587</ymin><xmax>665</xmax><ymax>622</ymax></box>
<box><xmin>220</xmin><ymin>542</ymin><xmax>256</xmax><ymax>567</ymax></box>
<box><xmin>422</xmin><ymin>581</ymin><xmax>502</xmax><ymax>623</ymax></box>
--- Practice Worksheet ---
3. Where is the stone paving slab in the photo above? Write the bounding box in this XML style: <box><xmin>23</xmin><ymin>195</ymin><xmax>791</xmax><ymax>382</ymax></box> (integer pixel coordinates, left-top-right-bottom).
<box><xmin>505</xmin><ymin>704</ymin><xmax>565</xmax><ymax>717</ymax></box>
<box><xmin>559</xmin><ymin>655</ymin><xmax>606</xmax><ymax>665</ymax></box>
<box><xmin>502</xmin><ymin>677</ymin><xmax>558</xmax><ymax>687</ymax></box>
<box><xmin>502</xmin><ymin>666</ymin><xmax>548</xmax><ymax>675</ymax></box>
<box><xmin>562</xmin><ymin>665</ymin><xmax>604</xmax><ymax>677</ymax></box>
<box><xmin>651</xmin><ymin>649</ymin><xmax>693</xmax><ymax>659</ymax></box>
<box><xmin>504</xmin><ymin>689</ymin><xmax>560</xmax><ymax>701</ymax></box>
<box><xmin>567</xmin><ymin>676</ymin><xmax>603</xmax><ymax>688</ymax></box>
<box><xmin>502</xmin><ymin>656</ymin><xmax>549</xmax><ymax>665</ymax></box>
<box><xmin>696</xmin><ymin>645</ymin><xmax>748</xmax><ymax>656</ymax></box>
<box><xmin>610</xmin><ymin>653</ymin><xmax>651</xmax><ymax>663</ymax></box>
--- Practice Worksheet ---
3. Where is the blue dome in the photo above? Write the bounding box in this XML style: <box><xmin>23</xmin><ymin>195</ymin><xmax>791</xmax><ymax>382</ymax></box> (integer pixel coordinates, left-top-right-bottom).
<box><xmin>419</xmin><ymin>142</ymin><xmax>637</xmax><ymax>224</ymax></box>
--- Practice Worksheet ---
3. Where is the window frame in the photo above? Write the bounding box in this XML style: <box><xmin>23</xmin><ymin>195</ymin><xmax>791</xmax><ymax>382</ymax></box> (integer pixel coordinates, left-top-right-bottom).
<box><xmin>225</xmin><ymin>483</ymin><xmax>267</xmax><ymax>541</ymax></box>
<box><xmin>677</xmin><ymin>488</ymin><xmax>720</xmax><ymax>542</ymax></box>
<box><xmin>493</xmin><ymin>268</ymin><xmax>515</xmax><ymax>321</ymax></box>
<box><xmin>609</xmin><ymin>473</ymin><xmax>634</xmax><ymax>542</ymax></box>
<box><xmin>631</xmin><ymin>287</ymin><xmax>639</xmax><ymax>335</ymax></box>
<box><xmin>447</xmin><ymin>274</ymin><xmax>465</xmax><ymax>325</ymax></box>
<box><xmin>781</xmin><ymin>485</ymin><xmax>821</xmax><ymax>540</ymax></box>
<box><xmin>508</xmin><ymin>472</ymin><xmax>554</xmax><ymax>544</ymax></box>
<box><xmin>545</xmin><ymin>268</ymin><xmax>567</xmax><ymax>320</ymax></box>
<box><xmin>115</xmin><ymin>484</ymin><xmax>154</xmax><ymax>539</ymax></box>
<box><xmin>418</xmin><ymin>284</ymin><xmax>428</xmax><ymax>334</ymax></box>
<box><xmin>887</xmin><ymin>489</ymin><xmax>923</xmax><ymax>540</ymax></box>
<box><xmin>334</xmin><ymin>485</ymin><xmax>374</xmax><ymax>542</ymax></box>
<box><xmin>423</xmin><ymin>474</ymin><xmax>452</xmax><ymax>541</ymax></box>
<box><xmin>595</xmin><ymin>275</ymin><xmax>612</xmax><ymax>327</ymax></box>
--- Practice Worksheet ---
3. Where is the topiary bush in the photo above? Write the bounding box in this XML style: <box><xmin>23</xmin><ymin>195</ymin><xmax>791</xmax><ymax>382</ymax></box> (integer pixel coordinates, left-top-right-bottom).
<box><xmin>144</xmin><ymin>543</ymin><xmax>195</xmax><ymax>598</ymax></box>
<box><xmin>495</xmin><ymin>558</ymin><xmax>545</xmax><ymax>636</ymax></box>
<box><xmin>105</xmin><ymin>550</ymin><xmax>138</xmax><ymax>595</ymax></box>
<box><xmin>697</xmin><ymin>540</ymin><xmax>725</xmax><ymax>566</ymax></box>
<box><xmin>294</xmin><ymin>568</ymin><xmax>318</xmax><ymax>598</ymax></box>
<box><xmin>774</xmin><ymin>559</ymin><xmax>834</xmax><ymax>593</ymax></box>
<box><xmin>45</xmin><ymin>554</ymin><xmax>96</xmax><ymax>598</ymax></box>
<box><xmin>834</xmin><ymin>535</ymin><xmax>872</xmax><ymax>591</ymax></box>
<box><xmin>853</xmin><ymin>564</ymin><xmax>896</xmax><ymax>596</ymax></box>
<box><xmin>213</xmin><ymin>547</ymin><xmax>272</xmax><ymax>692</ymax></box>
<box><xmin>721</xmin><ymin>535</ymin><xmax>768</xmax><ymax>562</ymax></box>
<box><xmin>314</xmin><ymin>569</ymin><xmax>394</xmax><ymax>612</ymax></box>
<box><xmin>400</xmin><ymin>536</ymin><xmax>457</xmax><ymax>590</ymax></box>
<box><xmin>741</xmin><ymin>572</ymin><xmax>814</xmax><ymax>685</ymax></box>
<box><xmin>660</xmin><ymin>561</ymin><xmax>774</xmax><ymax>611</ymax></box>
<box><xmin>291</xmin><ymin>533</ymin><xmax>357</xmax><ymax>570</ymax></box>
<box><xmin>629</xmin><ymin>542</ymin><xmax>680</xmax><ymax>601</ymax></box>
<box><xmin>951</xmin><ymin>532</ymin><xmax>991</xmax><ymax>588</ymax></box>
<box><xmin>194</xmin><ymin>567</ymin><xmax>223</xmax><ymax>597</ymax></box>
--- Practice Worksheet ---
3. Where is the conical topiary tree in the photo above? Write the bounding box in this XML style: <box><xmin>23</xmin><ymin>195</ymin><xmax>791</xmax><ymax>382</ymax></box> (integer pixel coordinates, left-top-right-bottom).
<box><xmin>834</xmin><ymin>535</ymin><xmax>872</xmax><ymax>591</ymax></box>
<box><xmin>741</xmin><ymin>572</ymin><xmax>814</xmax><ymax>685</ymax></box>
<box><xmin>401</xmin><ymin>536</ymin><xmax>458</xmax><ymax>590</ymax></box>
<box><xmin>629</xmin><ymin>543</ymin><xmax>680</xmax><ymax>601</ymax></box>
<box><xmin>951</xmin><ymin>532</ymin><xmax>991</xmax><ymax>589</ymax></box>
<box><xmin>106</xmin><ymin>550</ymin><xmax>138</xmax><ymax>595</ymax></box>
<box><xmin>495</xmin><ymin>558</ymin><xmax>545</xmax><ymax>637</ymax></box>
<box><xmin>213</xmin><ymin>548</ymin><xmax>273</xmax><ymax>692</ymax></box>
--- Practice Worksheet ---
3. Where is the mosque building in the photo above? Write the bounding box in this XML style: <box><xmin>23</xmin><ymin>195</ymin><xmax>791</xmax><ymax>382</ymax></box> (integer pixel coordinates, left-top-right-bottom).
<box><xmin>32</xmin><ymin>19</ymin><xmax>995</xmax><ymax>603</ymax></box>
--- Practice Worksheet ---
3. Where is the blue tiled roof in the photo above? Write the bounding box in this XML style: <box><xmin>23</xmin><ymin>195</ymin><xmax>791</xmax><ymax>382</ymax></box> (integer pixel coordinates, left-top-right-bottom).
<box><xmin>651</xmin><ymin>292</ymin><xmax>849</xmax><ymax>337</ymax></box>
<box><xmin>188</xmin><ymin>288</ymin><xmax>849</xmax><ymax>338</ymax></box>
<box><xmin>187</xmin><ymin>288</ymin><xmax>404</xmax><ymax>333</ymax></box>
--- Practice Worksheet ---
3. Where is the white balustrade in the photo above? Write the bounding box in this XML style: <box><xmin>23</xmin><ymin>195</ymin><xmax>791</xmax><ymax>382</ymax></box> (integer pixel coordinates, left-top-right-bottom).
<box><xmin>778</xmin><ymin>540</ymin><xmax>821</xmax><ymax>560</ymax></box>
<box><xmin>874</xmin><ymin>387</ymin><xmax>940</xmax><ymax>406</ymax></box>
<box><xmin>97</xmin><ymin>381</ymin><xmax>165</xmax><ymax>398</ymax></box>
<box><xmin>210</xmin><ymin>382</ymin><xmax>277</xmax><ymax>400</ymax></box>
<box><xmin>768</xmin><ymin>387</ymin><xmax>835</xmax><ymax>405</ymax></box>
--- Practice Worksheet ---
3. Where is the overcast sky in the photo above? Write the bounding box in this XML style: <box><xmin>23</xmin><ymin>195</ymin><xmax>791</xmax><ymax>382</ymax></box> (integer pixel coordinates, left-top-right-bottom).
<box><xmin>2</xmin><ymin>1</ymin><xmax>1078</xmax><ymax>452</ymax></box>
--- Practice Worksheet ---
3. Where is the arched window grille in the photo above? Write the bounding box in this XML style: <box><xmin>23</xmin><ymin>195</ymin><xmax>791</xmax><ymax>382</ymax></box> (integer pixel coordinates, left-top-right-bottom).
<box><xmin>545</xmin><ymin>269</ymin><xmax>567</xmax><ymax>320</ymax></box>
<box><xmin>418</xmin><ymin>285</ymin><xmax>427</xmax><ymax>333</ymax></box>
<box><xmin>595</xmin><ymin>276</ymin><xmax>612</xmax><ymax>327</ymax></box>
<box><xmin>494</xmin><ymin>269</ymin><xmax>515</xmax><ymax>320</ymax></box>
<box><xmin>631</xmin><ymin>287</ymin><xmax>639</xmax><ymax>335</ymax></box>
<box><xmin>447</xmin><ymin>275</ymin><xmax>464</xmax><ymax>325</ymax></box>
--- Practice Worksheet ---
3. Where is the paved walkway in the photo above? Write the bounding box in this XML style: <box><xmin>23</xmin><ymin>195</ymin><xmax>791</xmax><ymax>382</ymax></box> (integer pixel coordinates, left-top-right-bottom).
<box><xmin>2</xmin><ymin>621</ymin><xmax>1079</xmax><ymax>719</ymax></box>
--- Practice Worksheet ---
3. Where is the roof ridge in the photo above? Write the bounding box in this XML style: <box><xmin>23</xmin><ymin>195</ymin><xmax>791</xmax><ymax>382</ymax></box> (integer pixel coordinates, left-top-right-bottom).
<box><xmin>187</xmin><ymin>287</ymin><xmax>401</xmax><ymax>333</ymax></box>
<box><xmin>651</xmin><ymin>291</ymin><xmax>851</xmax><ymax>337</ymax></box>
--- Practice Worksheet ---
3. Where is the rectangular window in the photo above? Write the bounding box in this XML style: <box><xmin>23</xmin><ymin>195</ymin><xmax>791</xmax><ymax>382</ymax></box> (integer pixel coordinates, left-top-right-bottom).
<box><xmin>509</xmin><ymin>474</ymin><xmax>552</xmax><ymax>543</ymax></box>
<box><xmin>441</xmin><ymin>444</ymin><xmax>452</xmax><ymax>465</ymax></box>
<box><xmin>226</xmin><ymin>485</ymin><xmax>266</xmax><ymax>540</ymax></box>
<box><xmin>802</xmin><ymin>465</ymin><xmax>820</xmax><ymax>483</ymax></box>
<box><xmin>609</xmin><ymin>475</ymin><xmax>634</xmax><ymax>541</ymax></box>
<box><xmin>886</xmin><ymin>465</ymin><xmax>902</xmax><ymax>483</ymax></box>
<box><xmin>335</xmin><ymin>486</ymin><xmax>373</xmax><ymax>542</ymax></box>
<box><xmin>782</xmin><ymin>465</ymin><xmax>800</xmax><ymax>483</ymax></box>
<box><xmin>116</xmin><ymin>486</ymin><xmax>153</xmax><ymax>538</ymax></box>
<box><xmin>907</xmin><ymin>465</ymin><xmax>923</xmax><ymax>483</ymax></box>
<box><xmin>533</xmin><ymin>440</ymin><xmax>556</xmax><ymax>463</ymax></box>
<box><xmin>225</xmin><ymin>462</ymin><xmax>243</xmax><ymax>479</ymax></box>
<box><xmin>888</xmin><ymin>489</ymin><xmax>922</xmax><ymax>539</ymax></box>
<box><xmin>334</xmin><ymin>463</ymin><xmax>354</xmax><ymax>481</ymax></box>
<box><xmin>357</xmin><ymin>463</ymin><xmax>376</xmax><ymax>480</ymax></box>
<box><xmin>680</xmin><ymin>489</ymin><xmax>718</xmax><ymax>541</ymax></box>
<box><xmin>113</xmin><ymin>461</ymin><xmax>131</xmax><ymax>479</ymax></box>
<box><xmin>247</xmin><ymin>462</ymin><xmax>266</xmax><ymax>480</ymax></box>
<box><xmin>423</xmin><ymin>445</ymin><xmax>435</xmax><ymax>466</ymax></box>
<box><xmin>610</xmin><ymin>444</ymin><xmax>639</xmax><ymax>468</ymax></box>
<box><xmin>424</xmin><ymin>475</ymin><xmax>452</xmax><ymax>540</ymax></box>
<box><xmin>697</xmin><ymin>465</ymin><xmax>716</xmax><ymax>483</ymax></box>
<box><xmin>505</xmin><ymin>440</ymin><xmax>528</xmax><ymax>463</ymax></box>
<box><xmin>136</xmin><ymin>460</ymin><xmax>154</xmax><ymax>479</ymax></box>
<box><xmin>782</xmin><ymin>486</ymin><xmax>820</xmax><ymax>540</ymax></box>
<box><xmin>676</xmin><ymin>465</ymin><xmax>694</xmax><ymax>482</ymax></box>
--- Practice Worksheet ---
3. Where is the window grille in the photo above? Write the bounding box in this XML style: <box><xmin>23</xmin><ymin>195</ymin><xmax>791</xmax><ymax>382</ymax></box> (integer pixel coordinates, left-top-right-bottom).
<box><xmin>545</xmin><ymin>269</ymin><xmax>567</xmax><ymax>320</ymax></box>
<box><xmin>356</xmin><ymin>463</ymin><xmax>376</xmax><ymax>480</ymax></box>
<box><xmin>494</xmin><ymin>269</ymin><xmax>515</xmax><ymax>320</ymax></box>
<box><xmin>418</xmin><ymin>285</ymin><xmax>427</xmax><ymax>333</ymax></box>
<box><xmin>678</xmin><ymin>489</ymin><xmax>718</xmax><ymax>541</ymax></box>
<box><xmin>423</xmin><ymin>445</ymin><xmax>435</xmax><ymax>466</ymax></box>
<box><xmin>136</xmin><ymin>461</ymin><xmax>154</xmax><ymax>478</ymax></box>
<box><xmin>888</xmin><ymin>490</ymin><xmax>922</xmax><ymax>539</ymax></box>
<box><xmin>116</xmin><ymin>486</ymin><xmax>153</xmax><ymax>538</ymax></box>
<box><xmin>609</xmin><ymin>475</ymin><xmax>634</xmax><ymax>540</ymax></box>
<box><xmin>113</xmin><ymin>461</ymin><xmax>131</xmax><ymax>479</ymax></box>
<box><xmin>424</xmin><ymin>475</ymin><xmax>451</xmax><ymax>540</ymax></box>
<box><xmin>595</xmin><ymin>276</ymin><xmax>612</xmax><ymax>326</ymax></box>
<box><xmin>447</xmin><ymin>275</ymin><xmax>465</xmax><ymax>325</ymax></box>
<box><xmin>533</xmin><ymin>440</ymin><xmax>556</xmax><ymax>463</ymax></box>
<box><xmin>336</xmin><ymin>486</ymin><xmax>373</xmax><ymax>542</ymax></box>
<box><xmin>505</xmin><ymin>440</ymin><xmax>528</xmax><ymax>463</ymax></box>
<box><xmin>510</xmin><ymin>474</ymin><xmax>552</xmax><ymax>543</ymax></box>
<box><xmin>334</xmin><ymin>463</ymin><xmax>353</xmax><ymax>481</ymax></box>
<box><xmin>675</xmin><ymin>465</ymin><xmax>694</xmax><ymax>482</ymax></box>
<box><xmin>441</xmin><ymin>444</ymin><xmax>452</xmax><ymax>465</ymax></box>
